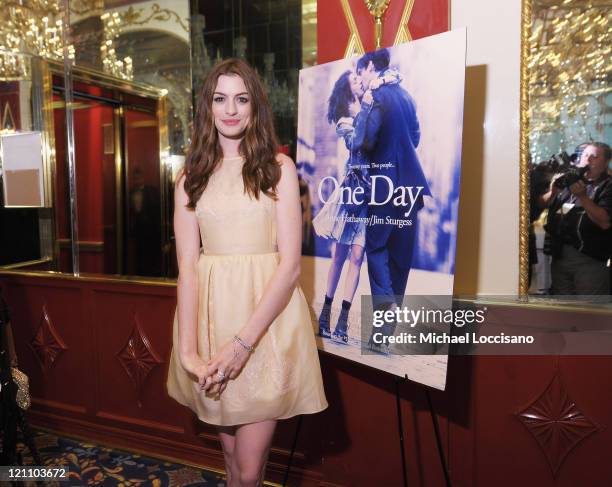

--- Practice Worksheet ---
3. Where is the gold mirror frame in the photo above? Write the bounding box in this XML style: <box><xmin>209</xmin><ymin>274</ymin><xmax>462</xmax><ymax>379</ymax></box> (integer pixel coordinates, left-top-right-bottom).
<box><xmin>518</xmin><ymin>0</ymin><xmax>532</xmax><ymax>298</ymax></box>
<box><xmin>518</xmin><ymin>0</ymin><xmax>611</xmax><ymax>309</ymax></box>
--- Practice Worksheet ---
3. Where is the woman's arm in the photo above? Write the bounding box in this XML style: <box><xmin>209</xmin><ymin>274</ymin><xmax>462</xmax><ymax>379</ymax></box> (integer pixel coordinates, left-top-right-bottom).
<box><xmin>203</xmin><ymin>154</ymin><xmax>302</xmax><ymax>389</ymax></box>
<box><xmin>174</xmin><ymin>172</ymin><xmax>208</xmax><ymax>381</ymax></box>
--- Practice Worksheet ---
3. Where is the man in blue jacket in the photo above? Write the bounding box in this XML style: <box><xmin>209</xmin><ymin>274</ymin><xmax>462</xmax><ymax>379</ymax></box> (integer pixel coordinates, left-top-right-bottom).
<box><xmin>353</xmin><ymin>49</ymin><xmax>431</xmax><ymax>351</ymax></box>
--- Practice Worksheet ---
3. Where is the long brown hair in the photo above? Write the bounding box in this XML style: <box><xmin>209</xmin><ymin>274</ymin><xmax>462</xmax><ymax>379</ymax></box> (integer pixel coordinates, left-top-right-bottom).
<box><xmin>182</xmin><ymin>58</ymin><xmax>281</xmax><ymax>209</ymax></box>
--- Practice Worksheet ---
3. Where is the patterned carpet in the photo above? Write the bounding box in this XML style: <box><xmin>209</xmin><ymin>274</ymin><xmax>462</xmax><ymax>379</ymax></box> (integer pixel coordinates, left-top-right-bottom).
<box><xmin>16</xmin><ymin>430</ymin><xmax>227</xmax><ymax>486</ymax></box>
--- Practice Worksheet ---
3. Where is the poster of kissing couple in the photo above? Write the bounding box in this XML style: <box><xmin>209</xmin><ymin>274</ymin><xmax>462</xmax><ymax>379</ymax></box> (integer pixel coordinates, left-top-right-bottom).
<box><xmin>296</xmin><ymin>29</ymin><xmax>466</xmax><ymax>390</ymax></box>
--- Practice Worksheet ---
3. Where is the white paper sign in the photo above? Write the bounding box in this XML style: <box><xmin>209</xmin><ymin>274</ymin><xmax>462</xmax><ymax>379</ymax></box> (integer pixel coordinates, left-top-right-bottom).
<box><xmin>1</xmin><ymin>131</ymin><xmax>45</xmax><ymax>207</ymax></box>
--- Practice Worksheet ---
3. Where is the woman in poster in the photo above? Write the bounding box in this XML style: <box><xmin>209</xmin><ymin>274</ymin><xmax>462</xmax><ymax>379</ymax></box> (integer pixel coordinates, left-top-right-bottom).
<box><xmin>314</xmin><ymin>68</ymin><xmax>400</xmax><ymax>343</ymax></box>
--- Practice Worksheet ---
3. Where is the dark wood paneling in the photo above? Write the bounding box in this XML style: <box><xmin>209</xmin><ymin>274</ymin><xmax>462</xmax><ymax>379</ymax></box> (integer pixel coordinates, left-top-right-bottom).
<box><xmin>3</xmin><ymin>273</ymin><xmax>612</xmax><ymax>486</ymax></box>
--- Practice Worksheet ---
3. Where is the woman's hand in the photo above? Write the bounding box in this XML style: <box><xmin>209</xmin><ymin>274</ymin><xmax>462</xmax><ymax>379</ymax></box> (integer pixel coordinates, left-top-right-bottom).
<box><xmin>201</xmin><ymin>339</ymin><xmax>252</xmax><ymax>395</ymax></box>
<box><xmin>362</xmin><ymin>89</ymin><xmax>374</xmax><ymax>105</ymax></box>
<box><xmin>180</xmin><ymin>353</ymin><xmax>209</xmax><ymax>389</ymax></box>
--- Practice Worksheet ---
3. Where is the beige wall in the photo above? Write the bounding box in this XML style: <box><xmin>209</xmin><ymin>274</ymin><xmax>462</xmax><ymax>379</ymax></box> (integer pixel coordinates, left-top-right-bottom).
<box><xmin>451</xmin><ymin>0</ymin><xmax>521</xmax><ymax>295</ymax></box>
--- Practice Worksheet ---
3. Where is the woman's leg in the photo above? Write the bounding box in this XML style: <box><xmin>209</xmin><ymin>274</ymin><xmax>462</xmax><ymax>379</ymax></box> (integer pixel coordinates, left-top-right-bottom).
<box><xmin>218</xmin><ymin>426</ymin><xmax>237</xmax><ymax>485</ymax></box>
<box><xmin>342</xmin><ymin>244</ymin><xmax>365</xmax><ymax>302</ymax></box>
<box><xmin>326</xmin><ymin>242</ymin><xmax>350</xmax><ymax>297</ymax></box>
<box><xmin>319</xmin><ymin>243</ymin><xmax>350</xmax><ymax>337</ymax></box>
<box><xmin>231</xmin><ymin>420</ymin><xmax>277</xmax><ymax>487</ymax></box>
<box><xmin>333</xmin><ymin>244</ymin><xmax>365</xmax><ymax>342</ymax></box>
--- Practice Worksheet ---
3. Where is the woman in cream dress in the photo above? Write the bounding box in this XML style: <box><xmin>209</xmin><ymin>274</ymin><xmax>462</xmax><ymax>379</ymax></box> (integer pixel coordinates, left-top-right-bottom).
<box><xmin>166</xmin><ymin>59</ymin><xmax>327</xmax><ymax>487</ymax></box>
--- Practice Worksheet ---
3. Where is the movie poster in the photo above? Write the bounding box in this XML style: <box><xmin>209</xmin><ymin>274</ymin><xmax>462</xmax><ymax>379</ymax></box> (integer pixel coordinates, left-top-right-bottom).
<box><xmin>296</xmin><ymin>29</ymin><xmax>466</xmax><ymax>390</ymax></box>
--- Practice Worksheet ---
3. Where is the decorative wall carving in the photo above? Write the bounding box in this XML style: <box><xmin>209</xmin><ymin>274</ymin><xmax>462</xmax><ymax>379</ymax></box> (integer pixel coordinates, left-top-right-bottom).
<box><xmin>29</xmin><ymin>304</ymin><xmax>68</xmax><ymax>371</ymax></box>
<box><xmin>516</xmin><ymin>372</ymin><xmax>599</xmax><ymax>476</ymax></box>
<box><xmin>116</xmin><ymin>314</ymin><xmax>162</xmax><ymax>406</ymax></box>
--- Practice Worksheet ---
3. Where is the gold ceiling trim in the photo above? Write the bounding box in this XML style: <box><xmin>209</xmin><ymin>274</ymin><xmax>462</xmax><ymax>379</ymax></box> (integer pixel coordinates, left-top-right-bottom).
<box><xmin>393</xmin><ymin>0</ymin><xmax>415</xmax><ymax>46</ymax></box>
<box><xmin>340</xmin><ymin>0</ymin><xmax>365</xmax><ymax>58</ymax></box>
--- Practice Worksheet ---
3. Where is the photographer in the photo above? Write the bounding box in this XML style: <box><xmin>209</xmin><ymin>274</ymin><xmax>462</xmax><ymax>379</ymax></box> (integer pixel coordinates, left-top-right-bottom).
<box><xmin>540</xmin><ymin>142</ymin><xmax>612</xmax><ymax>296</ymax></box>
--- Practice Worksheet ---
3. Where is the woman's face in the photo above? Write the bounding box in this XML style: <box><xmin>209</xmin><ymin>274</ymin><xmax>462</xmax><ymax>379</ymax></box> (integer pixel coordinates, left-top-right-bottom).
<box><xmin>349</xmin><ymin>72</ymin><xmax>364</xmax><ymax>98</ymax></box>
<box><xmin>212</xmin><ymin>74</ymin><xmax>251</xmax><ymax>140</ymax></box>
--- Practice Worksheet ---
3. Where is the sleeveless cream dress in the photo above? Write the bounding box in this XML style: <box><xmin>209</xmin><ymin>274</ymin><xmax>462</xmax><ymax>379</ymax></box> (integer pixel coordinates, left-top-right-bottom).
<box><xmin>167</xmin><ymin>156</ymin><xmax>328</xmax><ymax>426</ymax></box>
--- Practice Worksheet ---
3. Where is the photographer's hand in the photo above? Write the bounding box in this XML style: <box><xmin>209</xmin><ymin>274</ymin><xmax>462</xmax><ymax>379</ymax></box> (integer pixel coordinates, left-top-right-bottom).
<box><xmin>572</xmin><ymin>183</ymin><xmax>611</xmax><ymax>230</ymax></box>
<box><xmin>539</xmin><ymin>174</ymin><xmax>562</xmax><ymax>208</ymax></box>
<box><xmin>569</xmin><ymin>180</ymin><xmax>587</xmax><ymax>198</ymax></box>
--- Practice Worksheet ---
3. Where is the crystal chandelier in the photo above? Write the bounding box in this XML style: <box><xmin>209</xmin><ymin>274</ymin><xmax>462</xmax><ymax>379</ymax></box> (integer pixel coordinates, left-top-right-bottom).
<box><xmin>0</xmin><ymin>0</ymin><xmax>74</xmax><ymax>80</ymax></box>
<box><xmin>100</xmin><ymin>11</ymin><xmax>133</xmax><ymax>81</ymax></box>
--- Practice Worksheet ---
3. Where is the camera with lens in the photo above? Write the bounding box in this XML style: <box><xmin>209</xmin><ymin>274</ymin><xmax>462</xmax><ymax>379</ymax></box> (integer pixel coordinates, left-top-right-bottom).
<box><xmin>553</xmin><ymin>165</ymin><xmax>588</xmax><ymax>190</ymax></box>
<box><xmin>538</xmin><ymin>151</ymin><xmax>587</xmax><ymax>190</ymax></box>
<box><xmin>540</xmin><ymin>151</ymin><xmax>574</xmax><ymax>172</ymax></box>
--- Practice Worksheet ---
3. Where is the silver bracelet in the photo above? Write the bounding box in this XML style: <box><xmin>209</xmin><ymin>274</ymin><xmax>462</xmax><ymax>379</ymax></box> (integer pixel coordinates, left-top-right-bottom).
<box><xmin>233</xmin><ymin>335</ymin><xmax>254</xmax><ymax>353</ymax></box>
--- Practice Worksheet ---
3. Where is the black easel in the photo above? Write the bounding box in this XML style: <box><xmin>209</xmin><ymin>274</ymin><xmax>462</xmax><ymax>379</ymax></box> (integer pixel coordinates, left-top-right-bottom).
<box><xmin>395</xmin><ymin>374</ymin><xmax>452</xmax><ymax>487</ymax></box>
<box><xmin>395</xmin><ymin>377</ymin><xmax>409</xmax><ymax>487</ymax></box>
<box><xmin>280</xmin><ymin>374</ymin><xmax>452</xmax><ymax>487</ymax></box>
<box><xmin>282</xmin><ymin>415</ymin><xmax>303</xmax><ymax>487</ymax></box>
<box><xmin>423</xmin><ymin>384</ymin><xmax>452</xmax><ymax>487</ymax></box>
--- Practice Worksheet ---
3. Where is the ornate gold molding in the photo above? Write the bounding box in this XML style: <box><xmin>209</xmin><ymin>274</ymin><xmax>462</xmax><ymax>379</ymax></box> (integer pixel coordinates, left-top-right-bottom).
<box><xmin>393</xmin><ymin>0</ymin><xmax>415</xmax><ymax>46</ymax></box>
<box><xmin>69</xmin><ymin>0</ymin><xmax>104</xmax><ymax>16</ymax></box>
<box><xmin>364</xmin><ymin>0</ymin><xmax>391</xmax><ymax>49</ymax></box>
<box><xmin>341</xmin><ymin>0</ymin><xmax>416</xmax><ymax>57</ymax></box>
<box><xmin>122</xmin><ymin>3</ymin><xmax>189</xmax><ymax>33</ymax></box>
<box><xmin>69</xmin><ymin>1</ymin><xmax>188</xmax><ymax>34</ymax></box>
<box><xmin>519</xmin><ymin>0</ymin><xmax>532</xmax><ymax>298</ymax></box>
<box><xmin>340</xmin><ymin>0</ymin><xmax>365</xmax><ymax>58</ymax></box>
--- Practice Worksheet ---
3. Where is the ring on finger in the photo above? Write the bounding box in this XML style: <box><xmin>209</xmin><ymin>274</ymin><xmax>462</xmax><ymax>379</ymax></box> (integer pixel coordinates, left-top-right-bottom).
<box><xmin>216</xmin><ymin>370</ymin><xmax>226</xmax><ymax>383</ymax></box>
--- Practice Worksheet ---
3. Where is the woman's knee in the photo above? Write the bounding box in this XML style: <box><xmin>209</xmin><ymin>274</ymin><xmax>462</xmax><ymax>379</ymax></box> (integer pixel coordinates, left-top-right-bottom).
<box><xmin>349</xmin><ymin>246</ymin><xmax>365</xmax><ymax>266</ymax></box>
<box><xmin>236</xmin><ymin>463</ymin><xmax>262</xmax><ymax>486</ymax></box>
<box><xmin>333</xmin><ymin>243</ymin><xmax>349</xmax><ymax>264</ymax></box>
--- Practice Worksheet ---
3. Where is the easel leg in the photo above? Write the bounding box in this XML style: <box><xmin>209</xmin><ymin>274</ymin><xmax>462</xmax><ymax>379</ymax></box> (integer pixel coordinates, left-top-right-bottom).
<box><xmin>396</xmin><ymin>376</ymin><xmax>409</xmax><ymax>487</ymax></box>
<box><xmin>424</xmin><ymin>387</ymin><xmax>452</xmax><ymax>487</ymax></box>
<box><xmin>282</xmin><ymin>415</ymin><xmax>303</xmax><ymax>487</ymax></box>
